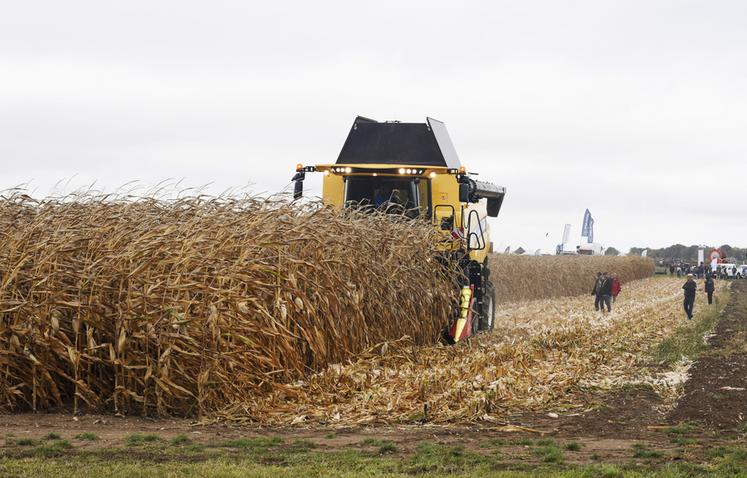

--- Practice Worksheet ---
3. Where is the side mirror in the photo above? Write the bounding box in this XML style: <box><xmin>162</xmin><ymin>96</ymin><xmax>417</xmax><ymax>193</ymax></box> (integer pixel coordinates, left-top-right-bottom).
<box><xmin>459</xmin><ymin>182</ymin><xmax>471</xmax><ymax>203</ymax></box>
<box><xmin>487</xmin><ymin>193</ymin><xmax>504</xmax><ymax>217</ymax></box>
<box><xmin>292</xmin><ymin>171</ymin><xmax>305</xmax><ymax>200</ymax></box>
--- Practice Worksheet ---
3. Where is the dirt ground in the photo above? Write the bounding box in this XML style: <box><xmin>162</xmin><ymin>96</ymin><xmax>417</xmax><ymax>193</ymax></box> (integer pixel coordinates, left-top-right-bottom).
<box><xmin>669</xmin><ymin>280</ymin><xmax>747</xmax><ymax>429</ymax></box>
<box><xmin>2</xmin><ymin>281</ymin><xmax>747</xmax><ymax>469</ymax></box>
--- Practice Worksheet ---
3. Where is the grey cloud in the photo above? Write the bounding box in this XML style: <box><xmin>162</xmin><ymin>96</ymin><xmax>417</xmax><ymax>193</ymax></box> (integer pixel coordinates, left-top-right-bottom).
<box><xmin>1</xmin><ymin>0</ymin><xmax>746</xmax><ymax>253</ymax></box>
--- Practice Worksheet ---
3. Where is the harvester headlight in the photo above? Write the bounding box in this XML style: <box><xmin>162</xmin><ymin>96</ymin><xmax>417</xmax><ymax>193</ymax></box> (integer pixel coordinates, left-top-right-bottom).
<box><xmin>323</xmin><ymin>170</ymin><xmax>330</xmax><ymax>176</ymax></box>
<box><xmin>398</xmin><ymin>168</ymin><xmax>406</xmax><ymax>174</ymax></box>
<box><xmin>405</xmin><ymin>169</ymin><xmax>412</xmax><ymax>174</ymax></box>
<box><xmin>372</xmin><ymin>172</ymin><xmax>378</xmax><ymax>177</ymax></box>
<box><xmin>429</xmin><ymin>171</ymin><xmax>437</xmax><ymax>178</ymax></box>
<box><xmin>344</xmin><ymin>167</ymin><xmax>352</xmax><ymax>174</ymax></box>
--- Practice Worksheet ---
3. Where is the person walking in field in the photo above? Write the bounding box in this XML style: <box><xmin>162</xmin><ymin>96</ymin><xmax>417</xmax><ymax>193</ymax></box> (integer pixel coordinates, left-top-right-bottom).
<box><xmin>682</xmin><ymin>273</ymin><xmax>697</xmax><ymax>320</ymax></box>
<box><xmin>704</xmin><ymin>274</ymin><xmax>715</xmax><ymax>305</ymax></box>
<box><xmin>599</xmin><ymin>272</ymin><xmax>613</xmax><ymax>312</ymax></box>
<box><xmin>611</xmin><ymin>274</ymin><xmax>622</xmax><ymax>303</ymax></box>
<box><xmin>592</xmin><ymin>272</ymin><xmax>604</xmax><ymax>311</ymax></box>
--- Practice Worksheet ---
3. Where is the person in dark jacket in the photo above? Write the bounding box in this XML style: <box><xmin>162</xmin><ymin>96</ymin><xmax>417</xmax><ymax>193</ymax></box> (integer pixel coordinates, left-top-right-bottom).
<box><xmin>682</xmin><ymin>274</ymin><xmax>697</xmax><ymax>319</ymax></box>
<box><xmin>704</xmin><ymin>275</ymin><xmax>715</xmax><ymax>305</ymax></box>
<box><xmin>599</xmin><ymin>272</ymin><xmax>613</xmax><ymax>312</ymax></box>
<box><xmin>592</xmin><ymin>272</ymin><xmax>604</xmax><ymax>311</ymax></box>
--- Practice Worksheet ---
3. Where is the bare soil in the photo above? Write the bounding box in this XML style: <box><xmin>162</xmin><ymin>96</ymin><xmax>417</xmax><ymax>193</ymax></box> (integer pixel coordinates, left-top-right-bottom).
<box><xmin>668</xmin><ymin>280</ymin><xmax>747</xmax><ymax>430</ymax></box>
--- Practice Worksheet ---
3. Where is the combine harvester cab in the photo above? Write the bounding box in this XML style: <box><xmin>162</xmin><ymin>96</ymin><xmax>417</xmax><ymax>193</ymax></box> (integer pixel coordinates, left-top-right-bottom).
<box><xmin>292</xmin><ymin>116</ymin><xmax>506</xmax><ymax>343</ymax></box>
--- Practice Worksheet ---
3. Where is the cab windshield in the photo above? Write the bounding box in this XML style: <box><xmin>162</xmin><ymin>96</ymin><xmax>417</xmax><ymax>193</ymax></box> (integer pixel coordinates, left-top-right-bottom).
<box><xmin>344</xmin><ymin>176</ymin><xmax>430</xmax><ymax>218</ymax></box>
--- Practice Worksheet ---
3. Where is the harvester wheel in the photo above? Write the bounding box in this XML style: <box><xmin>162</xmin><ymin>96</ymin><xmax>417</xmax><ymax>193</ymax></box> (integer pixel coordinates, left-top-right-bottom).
<box><xmin>442</xmin><ymin>327</ymin><xmax>456</xmax><ymax>345</ymax></box>
<box><xmin>480</xmin><ymin>282</ymin><xmax>496</xmax><ymax>331</ymax></box>
<box><xmin>486</xmin><ymin>282</ymin><xmax>495</xmax><ymax>331</ymax></box>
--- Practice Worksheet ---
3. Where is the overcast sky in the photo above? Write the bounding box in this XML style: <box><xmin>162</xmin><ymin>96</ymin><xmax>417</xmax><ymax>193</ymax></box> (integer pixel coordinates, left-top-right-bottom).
<box><xmin>1</xmin><ymin>1</ymin><xmax>746</xmax><ymax>253</ymax></box>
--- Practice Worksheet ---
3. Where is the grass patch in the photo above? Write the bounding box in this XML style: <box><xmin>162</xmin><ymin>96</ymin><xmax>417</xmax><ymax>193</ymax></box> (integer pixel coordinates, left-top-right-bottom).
<box><xmin>220</xmin><ymin>436</ymin><xmax>282</xmax><ymax>449</ymax></box>
<box><xmin>3</xmin><ymin>444</ymin><xmax>747</xmax><ymax>476</ymax></box>
<box><xmin>43</xmin><ymin>432</ymin><xmax>61</xmax><ymax>440</ymax></box>
<box><xmin>596</xmin><ymin>465</ymin><xmax>625</xmax><ymax>478</ymax></box>
<box><xmin>8</xmin><ymin>437</ymin><xmax>38</xmax><ymax>447</ymax></box>
<box><xmin>324</xmin><ymin>433</ymin><xmax>336</xmax><ymax>439</ymax></box>
<box><xmin>35</xmin><ymin>439</ymin><xmax>73</xmax><ymax>457</ymax></box>
<box><xmin>361</xmin><ymin>438</ymin><xmax>389</xmax><ymax>447</ymax></box>
<box><xmin>400</xmin><ymin>442</ymin><xmax>493</xmax><ymax>474</ymax></box>
<box><xmin>289</xmin><ymin>439</ymin><xmax>317</xmax><ymax>452</ymax></box>
<box><xmin>534</xmin><ymin>444</ymin><xmax>564</xmax><ymax>463</ymax></box>
<box><xmin>377</xmin><ymin>442</ymin><xmax>398</xmax><ymax>455</ymax></box>
<box><xmin>653</xmin><ymin>295</ymin><xmax>723</xmax><ymax>364</ymax></box>
<box><xmin>75</xmin><ymin>432</ymin><xmax>98</xmax><ymax>441</ymax></box>
<box><xmin>671</xmin><ymin>436</ymin><xmax>698</xmax><ymax>446</ymax></box>
<box><xmin>707</xmin><ymin>446</ymin><xmax>747</xmax><ymax>474</ymax></box>
<box><xmin>170</xmin><ymin>434</ymin><xmax>192</xmax><ymax>446</ymax></box>
<box><xmin>632</xmin><ymin>443</ymin><xmax>663</xmax><ymax>459</ymax></box>
<box><xmin>361</xmin><ymin>438</ymin><xmax>398</xmax><ymax>455</ymax></box>
<box><xmin>564</xmin><ymin>441</ymin><xmax>582</xmax><ymax>451</ymax></box>
<box><xmin>481</xmin><ymin>438</ymin><xmax>507</xmax><ymax>448</ymax></box>
<box><xmin>666</xmin><ymin>421</ymin><xmax>698</xmax><ymax>435</ymax></box>
<box><xmin>126</xmin><ymin>433</ymin><xmax>162</xmax><ymax>446</ymax></box>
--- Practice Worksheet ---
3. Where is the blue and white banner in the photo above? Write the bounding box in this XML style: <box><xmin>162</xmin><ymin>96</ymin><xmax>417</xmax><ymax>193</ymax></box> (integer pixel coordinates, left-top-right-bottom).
<box><xmin>581</xmin><ymin>209</ymin><xmax>594</xmax><ymax>243</ymax></box>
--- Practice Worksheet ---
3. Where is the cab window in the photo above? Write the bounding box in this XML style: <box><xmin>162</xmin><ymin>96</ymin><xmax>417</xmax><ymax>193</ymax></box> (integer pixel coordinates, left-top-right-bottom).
<box><xmin>344</xmin><ymin>177</ymin><xmax>431</xmax><ymax>218</ymax></box>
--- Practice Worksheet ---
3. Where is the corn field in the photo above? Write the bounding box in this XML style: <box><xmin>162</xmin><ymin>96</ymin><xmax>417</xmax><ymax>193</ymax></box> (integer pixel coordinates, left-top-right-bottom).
<box><xmin>489</xmin><ymin>254</ymin><xmax>655</xmax><ymax>304</ymax></box>
<box><xmin>0</xmin><ymin>191</ymin><xmax>661</xmax><ymax>420</ymax></box>
<box><xmin>0</xmin><ymin>192</ymin><xmax>456</xmax><ymax>416</ymax></box>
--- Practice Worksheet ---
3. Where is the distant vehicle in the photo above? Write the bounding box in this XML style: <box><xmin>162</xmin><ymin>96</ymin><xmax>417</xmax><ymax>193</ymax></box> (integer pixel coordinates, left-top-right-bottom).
<box><xmin>718</xmin><ymin>263</ymin><xmax>738</xmax><ymax>279</ymax></box>
<box><xmin>576</xmin><ymin>243</ymin><xmax>606</xmax><ymax>256</ymax></box>
<box><xmin>555</xmin><ymin>224</ymin><xmax>577</xmax><ymax>255</ymax></box>
<box><xmin>655</xmin><ymin>261</ymin><xmax>669</xmax><ymax>275</ymax></box>
<box><xmin>736</xmin><ymin>265</ymin><xmax>747</xmax><ymax>279</ymax></box>
<box><xmin>556</xmin><ymin>244</ymin><xmax>578</xmax><ymax>255</ymax></box>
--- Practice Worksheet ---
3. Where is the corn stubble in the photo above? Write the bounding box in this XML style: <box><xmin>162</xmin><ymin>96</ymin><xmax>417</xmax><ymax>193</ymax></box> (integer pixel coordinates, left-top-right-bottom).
<box><xmin>224</xmin><ymin>278</ymin><xmax>717</xmax><ymax>425</ymax></box>
<box><xmin>0</xmin><ymin>193</ymin><xmax>455</xmax><ymax>416</ymax></box>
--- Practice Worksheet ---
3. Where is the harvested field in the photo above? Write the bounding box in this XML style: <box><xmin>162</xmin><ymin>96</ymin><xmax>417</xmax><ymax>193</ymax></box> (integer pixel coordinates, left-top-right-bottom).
<box><xmin>220</xmin><ymin>277</ymin><xmax>727</xmax><ymax>425</ymax></box>
<box><xmin>0</xmin><ymin>280</ymin><xmax>742</xmax><ymax>477</ymax></box>
<box><xmin>488</xmin><ymin>254</ymin><xmax>654</xmax><ymax>304</ymax></box>
<box><xmin>0</xmin><ymin>194</ymin><xmax>456</xmax><ymax>416</ymax></box>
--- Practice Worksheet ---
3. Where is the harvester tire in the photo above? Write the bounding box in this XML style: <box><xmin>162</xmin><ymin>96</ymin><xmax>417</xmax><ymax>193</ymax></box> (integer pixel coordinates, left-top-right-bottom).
<box><xmin>442</xmin><ymin>327</ymin><xmax>456</xmax><ymax>345</ymax></box>
<box><xmin>480</xmin><ymin>282</ymin><xmax>496</xmax><ymax>331</ymax></box>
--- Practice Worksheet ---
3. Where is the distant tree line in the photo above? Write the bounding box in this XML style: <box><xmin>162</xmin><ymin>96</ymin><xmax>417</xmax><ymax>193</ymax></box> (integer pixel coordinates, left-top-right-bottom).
<box><xmin>627</xmin><ymin>244</ymin><xmax>747</xmax><ymax>262</ymax></box>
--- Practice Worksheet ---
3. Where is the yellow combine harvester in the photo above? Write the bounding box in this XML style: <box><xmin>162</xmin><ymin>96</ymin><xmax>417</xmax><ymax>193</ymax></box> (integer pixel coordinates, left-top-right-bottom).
<box><xmin>292</xmin><ymin>116</ymin><xmax>506</xmax><ymax>343</ymax></box>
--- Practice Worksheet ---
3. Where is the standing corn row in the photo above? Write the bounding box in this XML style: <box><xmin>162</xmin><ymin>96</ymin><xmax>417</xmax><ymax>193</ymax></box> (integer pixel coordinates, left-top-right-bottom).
<box><xmin>0</xmin><ymin>192</ymin><xmax>458</xmax><ymax>416</ymax></box>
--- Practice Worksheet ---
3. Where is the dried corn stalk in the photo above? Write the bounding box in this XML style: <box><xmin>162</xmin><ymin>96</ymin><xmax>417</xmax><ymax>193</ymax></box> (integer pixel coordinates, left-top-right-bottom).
<box><xmin>0</xmin><ymin>191</ymin><xmax>457</xmax><ymax>416</ymax></box>
<box><xmin>488</xmin><ymin>254</ymin><xmax>655</xmax><ymax>304</ymax></box>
